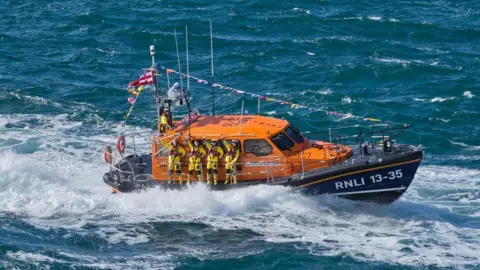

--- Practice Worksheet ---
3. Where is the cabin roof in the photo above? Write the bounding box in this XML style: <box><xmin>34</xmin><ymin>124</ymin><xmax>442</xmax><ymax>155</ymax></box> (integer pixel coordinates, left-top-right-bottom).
<box><xmin>184</xmin><ymin>115</ymin><xmax>289</xmax><ymax>138</ymax></box>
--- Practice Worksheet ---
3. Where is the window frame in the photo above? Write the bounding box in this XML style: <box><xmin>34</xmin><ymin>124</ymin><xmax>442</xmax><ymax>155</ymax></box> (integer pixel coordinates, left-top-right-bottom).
<box><xmin>243</xmin><ymin>139</ymin><xmax>273</xmax><ymax>156</ymax></box>
<box><xmin>271</xmin><ymin>132</ymin><xmax>295</xmax><ymax>151</ymax></box>
<box><xmin>285</xmin><ymin>126</ymin><xmax>304</xmax><ymax>143</ymax></box>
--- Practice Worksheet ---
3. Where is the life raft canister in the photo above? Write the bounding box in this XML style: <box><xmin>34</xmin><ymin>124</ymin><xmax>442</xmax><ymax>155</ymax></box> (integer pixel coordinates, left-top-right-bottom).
<box><xmin>116</xmin><ymin>135</ymin><xmax>126</xmax><ymax>153</ymax></box>
<box><xmin>104</xmin><ymin>145</ymin><xmax>113</xmax><ymax>164</ymax></box>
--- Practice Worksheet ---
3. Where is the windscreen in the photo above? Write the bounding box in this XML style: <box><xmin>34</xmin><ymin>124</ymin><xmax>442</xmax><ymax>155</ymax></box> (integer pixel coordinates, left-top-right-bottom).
<box><xmin>285</xmin><ymin>126</ymin><xmax>304</xmax><ymax>143</ymax></box>
<box><xmin>271</xmin><ymin>132</ymin><xmax>294</xmax><ymax>151</ymax></box>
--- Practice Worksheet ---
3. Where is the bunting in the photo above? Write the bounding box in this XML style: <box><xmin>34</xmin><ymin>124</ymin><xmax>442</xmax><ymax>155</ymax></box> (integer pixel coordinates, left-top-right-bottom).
<box><xmin>155</xmin><ymin>64</ymin><xmax>396</xmax><ymax>124</ymax></box>
<box><xmin>129</xmin><ymin>71</ymin><xmax>154</xmax><ymax>87</ymax></box>
<box><xmin>122</xmin><ymin>85</ymin><xmax>144</xmax><ymax>125</ymax></box>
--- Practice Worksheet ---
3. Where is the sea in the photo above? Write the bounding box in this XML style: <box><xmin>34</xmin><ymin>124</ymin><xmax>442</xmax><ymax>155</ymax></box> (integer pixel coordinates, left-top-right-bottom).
<box><xmin>1</xmin><ymin>0</ymin><xmax>479</xmax><ymax>269</ymax></box>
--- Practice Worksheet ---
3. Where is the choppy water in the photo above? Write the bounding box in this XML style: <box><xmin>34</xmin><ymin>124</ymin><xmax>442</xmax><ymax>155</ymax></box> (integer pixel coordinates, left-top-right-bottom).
<box><xmin>1</xmin><ymin>0</ymin><xmax>480</xmax><ymax>269</ymax></box>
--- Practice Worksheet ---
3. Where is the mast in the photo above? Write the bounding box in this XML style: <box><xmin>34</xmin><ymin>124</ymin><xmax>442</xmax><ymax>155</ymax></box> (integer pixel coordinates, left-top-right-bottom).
<box><xmin>150</xmin><ymin>45</ymin><xmax>161</xmax><ymax>127</ymax></box>
<box><xmin>174</xmin><ymin>28</ymin><xmax>183</xmax><ymax>90</ymax></box>
<box><xmin>210</xmin><ymin>21</ymin><xmax>215</xmax><ymax>116</ymax></box>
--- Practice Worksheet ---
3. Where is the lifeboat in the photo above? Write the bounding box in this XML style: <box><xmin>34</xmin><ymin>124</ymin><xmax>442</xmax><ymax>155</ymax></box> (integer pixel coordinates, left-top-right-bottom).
<box><xmin>103</xmin><ymin>43</ymin><xmax>423</xmax><ymax>203</ymax></box>
<box><xmin>104</xmin><ymin>106</ymin><xmax>422</xmax><ymax>203</ymax></box>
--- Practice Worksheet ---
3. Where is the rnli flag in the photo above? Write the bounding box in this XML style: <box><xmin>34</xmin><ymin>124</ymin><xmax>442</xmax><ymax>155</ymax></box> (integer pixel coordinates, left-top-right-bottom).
<box><xmin>129</xmin><ymin>71</ymin><xmax>154</xmax><ymax>87</ymax></box>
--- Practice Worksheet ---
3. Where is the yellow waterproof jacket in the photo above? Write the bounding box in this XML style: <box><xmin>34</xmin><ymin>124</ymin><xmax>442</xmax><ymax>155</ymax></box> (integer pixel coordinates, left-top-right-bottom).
<box><xmin>187</xmin><ymin>140</ymin><xmax>206</xmax><ymax>163</ymax></box>
<box><xmin>166</xmin><ymin>143</ymin><xmax>186</xmax><ymax>164</ymax></box>
<box><xmin>205</xmin><ymin>141</ymin><xmax>224</xmax><ymax>162</ymax></box>
<box><xmin>160</xmin><ymin>115</ymin><xmax>169</xmax><ymax>125</ymax></box>
<box><xmin>223</xmin><ymin>140</ymin><xmax>240</xmax><ymax>163</ymax></box>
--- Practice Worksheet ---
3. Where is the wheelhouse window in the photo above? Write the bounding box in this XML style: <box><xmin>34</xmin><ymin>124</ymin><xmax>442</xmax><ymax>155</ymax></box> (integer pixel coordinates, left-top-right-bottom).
<box><xmin>244</xmin><ymin>139</ymin><xmax>273</xmax><ymax>156</ymax></box>
<box><xmin>271</xmin><ymin>133</ymin><xmax>294</xmax><ymax>151</ymax></box>
<box><xmin>285</xmin><ymin>126</ymin><xmax>304</xmax><ymax>143</ymax></box>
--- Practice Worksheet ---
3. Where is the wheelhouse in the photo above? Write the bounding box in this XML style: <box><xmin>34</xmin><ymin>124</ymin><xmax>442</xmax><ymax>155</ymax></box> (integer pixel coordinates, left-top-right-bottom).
<box><xmin>149</xmin><ymin>114</ymin><xmax>353</xmax><ymax>182</ymax></box>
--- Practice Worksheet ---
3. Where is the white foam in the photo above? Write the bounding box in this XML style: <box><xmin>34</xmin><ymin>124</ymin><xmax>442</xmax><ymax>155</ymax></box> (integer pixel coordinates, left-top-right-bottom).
<box><xmin>7</xmin><ymin>251</ymin><xmax>66</xmax><ymax>264</ymax></box>
<box><xmin>1</xmin><ymin>114</ymin><xmax>480</xmax><ymax>268</ymax></box>
<box><xmin>430</xmin><ymin>97</ymin><xmax>456</xmax><ymax>103</ymax></box>
<box><xmin>1</xmin><ymin>91</ymin><xmax>63</xmax><ymax>108</ymax></box>
<box><xmin>292</xmin><ymin>7</ymin><xmax>310</xmax><ymax>15</ymax></box>
<box><xmin>429</xmin><ymin>117</ymin><xmax>451</xmax><ymax>123</ymax></box>
<box><xmin>341</xmin><ymin>96</ymin><xmax>352</xmax><ymax>104</ymax></box>
<box><xmin>374</xmin><ymin>57</ymin><xmax>411</xmax><ymax>67</ymax></box>
<box><xmin>418</xmin><ymin>165</ymin><xmax>480</xmax><ymax>187</ymax></box>
<box><xmin>367</xmin><ymin>16</ymin><xmax>382</xmax><ymax>21</ymax></box>
<box><xmin>264</xmin><ymin>111</ymin><xmax>277</xmax><ymax>115</ymax></box>
<box><xmin>7</xmin><ymin>250</ymin><xmax>176</xmax><ymax>269</ymax></box>
<box><xmin>463</xmin><ymin>91</ymin><xmax>475</xmax><ymax>99</ymax></box>
<box><xmin>317</xmin><ymin>88</ymin><xmax>333</xmax><ymax>95</ymax></box>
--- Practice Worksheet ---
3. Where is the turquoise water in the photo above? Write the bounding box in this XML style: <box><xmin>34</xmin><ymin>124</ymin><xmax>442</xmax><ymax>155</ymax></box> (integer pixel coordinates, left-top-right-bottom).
<box><xmin>1</xmin><ymin>0</ymin><xmax>480</xmax><ymax>269</ymax></box>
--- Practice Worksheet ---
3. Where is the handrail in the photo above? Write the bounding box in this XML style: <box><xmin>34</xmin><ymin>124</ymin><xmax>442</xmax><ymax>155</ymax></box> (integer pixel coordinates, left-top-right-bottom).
<box><xmin>154</xmin><ymin>133</ymin><xmax>183</xmax><ymax>157</ymax></box>
<box><xmin>300</xmin><ymin>149</ymin><xmax>305</xmax><ymax>179</ymax></box>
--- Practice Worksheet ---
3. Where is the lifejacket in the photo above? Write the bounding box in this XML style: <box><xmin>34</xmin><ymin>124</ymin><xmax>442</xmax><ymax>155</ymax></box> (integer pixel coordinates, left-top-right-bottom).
<box><xmin>169</xmin><ymin>146</ymin><xmax>180</xmax><ymax>157</ymax></box>
<box><xmin>208</xmin><ymin>147</ymin><xmax>220</xmax><ymax>156</ymax></box>
<box><xmin>227</xmin><ymin>145</ymin><xmax>240</xmax><ymax>157</ymax></box>
<box><xmin>190</xmin><ymin>147</ymin><xmax>202</xmax><ymax>158</ymax></box>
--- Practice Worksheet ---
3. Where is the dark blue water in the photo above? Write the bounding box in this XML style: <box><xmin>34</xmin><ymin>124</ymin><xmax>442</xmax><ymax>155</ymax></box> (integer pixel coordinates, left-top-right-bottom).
<box><xmin>1</xmin><ymin>0</ymin><xmax>479</xmax><ymax>269</ymax></box>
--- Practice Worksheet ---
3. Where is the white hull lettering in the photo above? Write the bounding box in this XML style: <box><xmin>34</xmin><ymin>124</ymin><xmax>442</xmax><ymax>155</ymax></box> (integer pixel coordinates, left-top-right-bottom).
<box><xmin>245</xmin><ymin>162</ymin><xmax>280</xmax><ymax>167</ymax></box>
<box><xmin>335</xmin><ymin>170</ymin><xmax>403</xmax><ymax>190</ymax></box>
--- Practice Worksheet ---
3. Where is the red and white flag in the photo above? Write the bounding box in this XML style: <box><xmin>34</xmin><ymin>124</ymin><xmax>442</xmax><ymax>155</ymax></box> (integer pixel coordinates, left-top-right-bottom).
<box><xmin>129</xmin><ymin>71</ymin><xmax>153</xmax><ymax>87</ymax></box>
<box><xmin>127</xmin><ymin>97</ymin><xmax>135</xmax><ymax>105</ymax></box>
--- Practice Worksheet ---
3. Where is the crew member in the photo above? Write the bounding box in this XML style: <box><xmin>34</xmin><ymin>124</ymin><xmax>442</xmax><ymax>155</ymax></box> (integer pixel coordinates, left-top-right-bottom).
<box><xmin>204</xmin><ymin>137</ymin><xmax>224</xmax><ymax>185</ymax></box>
<box><xmin>222</xmin><ymin>139</ymin><xmax>240</xmax><ymax>184</ymax></box>
<box><xmin>159</xmin><ymin>111</ymin><xmax>171</xmax><ymax>134</ymax></box>
<box><xmin>166</xmin><ymin>139</ymin><xmax>186</xmax><ymax>184</ymax></box>
<box><xmin>187</xmin><ymin>135</ymin><xmax>206</xmax><ymax>183</ymax></box>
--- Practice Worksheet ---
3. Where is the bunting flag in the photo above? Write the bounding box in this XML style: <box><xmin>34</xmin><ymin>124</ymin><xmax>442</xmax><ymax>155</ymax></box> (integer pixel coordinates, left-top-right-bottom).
<box><xmin>129</xmin><ymin>71</ymin><xmax>154</xmax><ymax>87</ymax></box>
<box><xmin>122</xmin><ymin>85</ymin><xmax>145</xmax><ymax>125</ymax></box>
<box><xmin>128</xmin><ymin>88</ymin><xmax>139</xmax><ymax>96</ymax></box>
<box><xmin>152</xmin><ymin>64</ymin><xmax>400</xmax><ymax>124</ymax></box>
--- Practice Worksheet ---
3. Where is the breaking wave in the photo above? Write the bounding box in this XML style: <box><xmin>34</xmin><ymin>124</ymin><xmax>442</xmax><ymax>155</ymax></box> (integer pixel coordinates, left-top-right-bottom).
<box><xmin>0</xmin><ymin>114</ymin><xmax>479</xmax><ymax>268</ymax></box>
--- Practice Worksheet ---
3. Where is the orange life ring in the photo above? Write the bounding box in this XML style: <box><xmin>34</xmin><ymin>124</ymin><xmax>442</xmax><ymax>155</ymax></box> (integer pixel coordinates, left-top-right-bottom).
<box><xmin>116</xmin><ymin>135</ymin><xmax>126</xmax><ymax>153</ymax></box>
<box><xmin>104</xmin><ymin>145</ymin><xmax>113</xmax><ymax>164</ymax></box>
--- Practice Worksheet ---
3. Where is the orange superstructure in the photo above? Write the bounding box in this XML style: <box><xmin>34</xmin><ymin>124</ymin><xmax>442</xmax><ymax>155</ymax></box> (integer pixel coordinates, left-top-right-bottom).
<box><xmin>151</xmin><ymin>114</ymin><xmax>352</xmax><ymax>182</ymax></box>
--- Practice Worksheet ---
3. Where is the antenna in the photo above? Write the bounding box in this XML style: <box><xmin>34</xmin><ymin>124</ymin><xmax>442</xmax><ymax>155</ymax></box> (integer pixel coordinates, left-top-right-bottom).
<box><xmin>174</xmin><ymin>28</ymin><xmax>183</xmax><ymax>90</ymax></box>
<box><xmin>257</xmin><ymin>97</ymin><xmax>261</xmax><ymax>115</ymax></box>
<box><xmin>210</xmin><ymin>21</ymin><xmax>215</xmax><ymax>116</ymax></box>
<box><xmin>186</xmin><ymin>25</ymin><xmax>191</xmax><ymax>137</ymax></box>
<box><xmin>186</xmin><ymin>25</ymin><xmax>190</xmax><ymax>92</ymax></box>
<box><xmin>166</xmin><ymin>68</ymin><xmax>171</xmax><ymax>89</ymax></box>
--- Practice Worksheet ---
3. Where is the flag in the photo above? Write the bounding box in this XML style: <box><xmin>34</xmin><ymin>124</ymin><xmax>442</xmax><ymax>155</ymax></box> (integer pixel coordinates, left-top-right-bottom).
<box><xmin>128</xmin><ymin>88</ymin><xmax>139</xmax><ymax>96</ymax></box>
<box><xmin>129</xmin><ymin>71</ymin><xmax>154</xmax><ymax>87</ymax></box>
<box><xmin>128</xmin><ymin>97</ymin><xmax>135</xmax><ymax>105</ymax></box>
